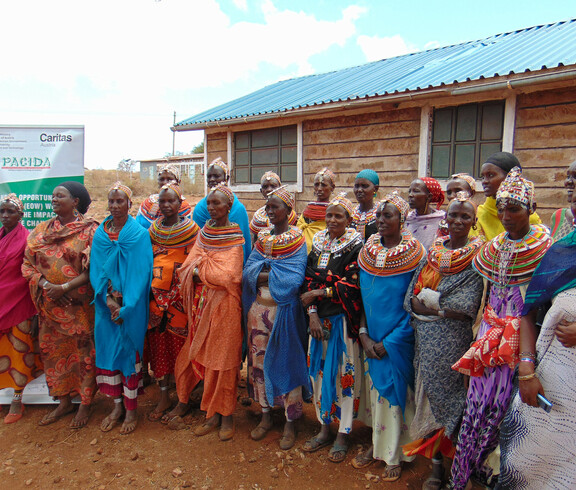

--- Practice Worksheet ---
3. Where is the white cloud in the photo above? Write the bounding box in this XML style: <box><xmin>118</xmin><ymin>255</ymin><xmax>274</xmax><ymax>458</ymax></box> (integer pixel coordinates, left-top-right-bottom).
<box><xmin>0</xmin><ymin>0</ymin><xmax>367</xmax><ymax>168</ymax></box>
<box><xmin>357</xmin><ymin>34</ymin><xmax>417</xmax><ymax>62</ymax></box>
<box><xmin>232</xmin><ymin>0</ymin><xmax>248</xmax><ymax>11</ymax></box>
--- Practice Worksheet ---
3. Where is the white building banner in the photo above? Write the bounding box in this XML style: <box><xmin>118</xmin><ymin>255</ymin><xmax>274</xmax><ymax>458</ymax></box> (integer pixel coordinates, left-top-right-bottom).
<box><xmin>0</xmin><ymin>125</ymin><xmax>85</xmax><ymax>229</ymax></box>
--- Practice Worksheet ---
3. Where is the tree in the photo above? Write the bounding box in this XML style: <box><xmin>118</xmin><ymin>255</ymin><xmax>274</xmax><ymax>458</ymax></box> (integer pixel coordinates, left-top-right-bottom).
<box><xmin>117</xmin><ymin>158</ymin><xmax>135</xmax><ymax>173</ymax></box>
<box><xmin>192</xmin><ymin>141</ymin><xmax>204</xmax><ymax>154</ymax></box>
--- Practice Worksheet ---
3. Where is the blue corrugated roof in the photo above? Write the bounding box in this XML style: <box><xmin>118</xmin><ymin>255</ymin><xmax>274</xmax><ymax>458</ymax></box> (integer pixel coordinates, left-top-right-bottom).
<box><xmin>175</xmin><ymin>19</ymin><xmax>576</xmax><ymax>128</ymax></box>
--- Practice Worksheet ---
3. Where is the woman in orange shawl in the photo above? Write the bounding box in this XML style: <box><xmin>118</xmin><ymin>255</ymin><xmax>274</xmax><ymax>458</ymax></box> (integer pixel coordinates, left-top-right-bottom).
<box><xmin>147</xmin><ymin>183</ymin><xmax>199</xmax><ymax>421</ymax></box>
<box><xmin>170</xmin><ymin>183</ymin><xmax>244</xmax><ymax>441</ymax></box>
<box><xmin>22</xmin><ymin>182</ymin><xmax>99</xmax><ymax>429</ymax></box>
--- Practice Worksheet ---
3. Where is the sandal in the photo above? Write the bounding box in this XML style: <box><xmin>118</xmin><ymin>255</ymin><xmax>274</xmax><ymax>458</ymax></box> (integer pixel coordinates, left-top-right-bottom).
<box><xmin>279</xmin><ymin>432</ymin><xmax>296</xmax><ymax>451</ymax></box>
<box><xmin>148</xmin><ymin>408</ymin><xmax>169</xmax><ymax>422</ymax></box>
<box><xmin>351</xmin><ymin>451</ymin><xmax>375</xmax><ymax>469</ymax></box>
<box><xmin>302</xmin><ymin>436</ymin><xmax>332</xmax><ymax>453</ymax></box>
<box><xmin>250</xmin><ymin>424</ymin><xmax>272</xmax><ymax>441</ymax></box>
<box><xmin>328</xmin><ymin>443</ymin><xmax>349</xmax><ymax>463</ymax></box>
<box><xmin>38</xmin><ymin>406</ymin><xmax>76</xmax><ymax>426</ymax></box>
<box><xmin>381</xmin><ymin>463</ymin><xmax>402</xmax><ymax>482</ymax></box>
<box><xmin>4</xmin><ymin>405</ymin><xmax>25</xmax><ymax>424</ymax></box>
<box><xmin>423</xmin><ymin>459</ymin><xmax>445</xmax><ymax>490</ymax></box>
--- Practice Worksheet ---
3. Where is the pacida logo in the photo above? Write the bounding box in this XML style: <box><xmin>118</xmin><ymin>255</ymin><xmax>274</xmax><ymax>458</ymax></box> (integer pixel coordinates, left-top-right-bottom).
<box><xmin>40</xmin><ymin>133</ymin><xmax>72</xmax><ymax>142</ymax></box>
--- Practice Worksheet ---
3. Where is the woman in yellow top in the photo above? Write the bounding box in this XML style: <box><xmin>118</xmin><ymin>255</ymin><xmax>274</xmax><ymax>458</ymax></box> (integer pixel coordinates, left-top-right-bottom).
<box><xmin>297</xmin><ymin>168</ymin><xmax>336</xmax><ymax>252</ymax></box>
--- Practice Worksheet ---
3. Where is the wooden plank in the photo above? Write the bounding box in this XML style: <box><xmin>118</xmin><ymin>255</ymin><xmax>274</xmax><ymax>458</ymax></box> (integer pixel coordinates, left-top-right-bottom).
<box><xmin>517</xmin><ymin>86</ymin><xmax>576</xmax><ymax>109</ymax></box>
<box><xmin>516</xmin><ymin>102</ymin><xmax>576</xmax><ymax>128</ymax></box>
<box><xmin>514</xmin><ymin>124</ymin><xmax>576</xmax><ymax>150</ymax></box>
<box><xmin>304</xmin><ymin>120</ymin><xmax>420</xmax><ymax>145</ymax></box>
<box><xmin>304</xmin><ymin>108</ymin><xmax>420</xmax><ymax>131</ymax></box>
<box><xmin>514</xmin><ymin>148</ymin><xmax>576</xmax><ymax>169</ymax></box>
<box><xmin>304</xmin><ymin>138</ymin><xmax>419</xmax><ymax>160</ymax></box>
<box><xmin>303</xmin><ymin>155</ymin><xmax>418</xmax><ymax>173</ymax></box>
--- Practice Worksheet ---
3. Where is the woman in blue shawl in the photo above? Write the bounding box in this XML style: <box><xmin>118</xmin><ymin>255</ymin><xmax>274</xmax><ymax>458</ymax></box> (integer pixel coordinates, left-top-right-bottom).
<box><xmin>355</xmin><ymin>193</ymin><xmax>425</xmax><ymax>482</ymax></box>
<box><xmin>242</xmin><ymin>186</ymin><xmax>311</xmax><ymax>450</ymax></box>
<box><xmin>90</xmin><ymin>182</ymin><xmax>153</xmax><ymax>435</ymax></box>
<box><xmin>192</xmin><ymin>157</ymin><xmax>251</xmax><ymax>263</ymax></box>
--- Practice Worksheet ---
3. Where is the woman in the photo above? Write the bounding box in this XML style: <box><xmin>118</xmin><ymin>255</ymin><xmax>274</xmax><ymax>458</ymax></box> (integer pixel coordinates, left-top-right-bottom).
<box><xmin>449</xmin><ymin>168</ymin><xmax>552</xmax><ymax>489</ymax></box>
<box><xmin>498</xmin><ymin>189</ymin><xmax>576</xmax><ymax>488</ymax></box>
<box><xmin>173</xmin><ymin>183</ymin><xmax>244</xmax><ymax>441</ymax></box>
<box><xmin>249</xmin><ymin>171</ymin><xmax>298</xmax><ymax>243</ymax></box>
<box><xmin>243</xmin><ymin>186</ymin><xmax>310</xmax><ymax>450</ymax></box>
<box><xmin>437</xmin><ymin>173</ymin><xmax>476</xmax><ymax>237</ymax></box>
<box><xmin>147</xmin><ymin>182</ymin><xmax>199</xmax><ymax>421</ymax></box>
<box><xmin>22</xmin><ymin>181</ymin><xmax>98</xmax><ymax>429</ymax></box>
<box><xmin>351</xmin><ymin>169</ymin><xmax>380</xmax><ymax>242</ymax></box>
<box><xmin>136</xmin><ymin>163</ymin><xmax>192</xmax><ymax>229</ymax></box>
<box><xmin>0</xmin><ymin>195</ymin><xmax>41</xmax><ymax>424</ymax></box>
<box><xmin>403</xmin><ymin>194</ymin><xmax>484</xmax><ymax>488</ymax></box>
<box><xmin>90</xmin><ymin>182</ymin><xmax>153</xmax><ymax>435</ymax></box>
<box><xmin>475</xmin><ymin>152</ymin><xmax>541</xmax><ymax>241</ymax></box>
<box><xmin>301</xmin><ymin>193</ymin><xmax>363</xmax><ymax>463</ymax></box>
<box><xmin>405</xmin><ymin>177</ymin><xmax>445</xmax><ymax>249</ymax></box>
<box><xmin>355</xmin><ymin>193</ymin><xmax>426</xmax><ymax>482</ymax></box>
<box><xmin>192</xmin><ymin>157</ymin><xmax>251</xmax><ymax>263</ymax></box>
<box><xmin>297</xmin><ymin>168</ymin><xmax>336</xmax><ymax>252</ymax></box>
<box><xmin>549</xmin><ymin>159</ymin><xmax>576</xmax><ymax>240</ymax></box>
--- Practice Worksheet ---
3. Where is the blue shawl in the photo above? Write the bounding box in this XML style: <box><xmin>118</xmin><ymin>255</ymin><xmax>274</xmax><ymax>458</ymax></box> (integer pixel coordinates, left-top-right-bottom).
<box><xmin>360</xmin><ymin>270</ymin><xmax>415</xmax><ymax>413</ymax></box>
<box><xmin>90</xmin><ymin>216</ymin><xmax>153</xmax><ymax>377</ymax></box>
<box><xmin>193</xmin><ymin>193</ymin><xmax>251</xmax><ymax>264</ymax></box>
<box><xmin>242</xmin><ymin>242</ymin><xmax>311</xmax><ymax>405</ymax></box>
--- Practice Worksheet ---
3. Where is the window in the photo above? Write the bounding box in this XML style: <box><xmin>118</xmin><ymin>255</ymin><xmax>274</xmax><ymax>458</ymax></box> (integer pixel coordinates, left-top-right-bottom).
<box><xmin>430</xmin><ymin>101</ymin><xmax>504</xmax><ymax>178</ymax></box>
<box><xmin>233</xmin><ymin>125</ymin><xmax>297</xmax><ymax>184</ymax></box>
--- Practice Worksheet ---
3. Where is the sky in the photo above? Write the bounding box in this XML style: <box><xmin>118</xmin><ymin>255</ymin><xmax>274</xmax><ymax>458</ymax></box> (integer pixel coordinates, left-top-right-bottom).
<box><xmin>1</xmin><ymin>0</ymin><xmax>574</xmax><ymax>170</ymax></box>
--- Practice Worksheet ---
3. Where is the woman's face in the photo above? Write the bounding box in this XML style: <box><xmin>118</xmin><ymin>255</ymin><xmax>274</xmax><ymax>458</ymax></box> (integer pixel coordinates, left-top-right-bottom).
<box><xmin>376</xmin><ymin>203</ymin><xmax>401</xmax><ymax>240</ymax></box>
<box><xmin>52</xmin><ymin>186</ymin><xmax>78</xmax><ymax>217</ymax></box>
<box><xmin>325</xmin><ymin>204</ymin><xmax>350</xmax><ymax>238</ymax></box>
<box><xmin>207</xmin><ymin>165</ymin><xmax>227</xmax><ymax>188</ymax></box>
<box><xmin>158</xmin><ymin>171</ymin><xmax>178</xmax><ymax>188</ymax></box>
<box><xmin>207</xmin><ymin>191</ymin><xmax>231</xmax><ymax>221</ymax></box>
<box><xmin>260</xmin><ymin>178</ymin><xmax>280</xmax><ymax>199</ymax></box>
<box><xmin>565</xmin><ymin>161</ymin><xmax>576</xmax><ymax>203</ymax></box>
<box><xmin>158</xmin><ymin>188</ymin><xmax>182</xmax><ymax>219</ymax></box>
<box><xmin>446</xmin><ymin>178</ymin><xmax>472</xmax><ymax>202</ymax></box>
<box><xmin>446</xmin><ymin>201</ymin><xmax>476</xmax><ymax>241</ymax></box>
<box><xmin>108</xmin><ymin>190</ymin><xmax>130</xmax><ymax>219</ymax></box>
<box><xmin>480</xmin><ymin>163</ymin><xmax>508</xmax><ymax>198</ymax></box>
<box><xmin>408</xmin><ymin>179</ymin><xmax>431</xmax><ymax>211</ymax></box>
<box><xmin>571</xmin><ymin>189</ymin><xmax>576</xmax><ymax>221</ymax></box>
<box><xmin>313</xmin><ymin>176</ymin><xmax>335</xmax><ymax>202</ymax></box>
<box><xmin>353</xmin><ymin>178</ymin><xmax>378</xmax><ymax>206</ymax></box>
<box><xmin>0</xmin><ymin>201</ymin><xmax>22</xmax><ymax>231</ymax></box>
<box><xmin>265</xmin><ymin>195</ymin><xmax>290</xmax><ymax>226</ymax></box>
<box><xmin>497</xmin><ymin>202</ymin><xmax>531</xmax><ymax>239</ymax></box>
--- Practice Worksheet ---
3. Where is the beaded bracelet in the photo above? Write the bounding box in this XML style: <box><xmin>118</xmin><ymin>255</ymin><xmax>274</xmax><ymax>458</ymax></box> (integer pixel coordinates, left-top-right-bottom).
<box><xmin>518</xmin><ymin>372</ymin><xmax>537</xmax><ymax>381</ymax></box>
<box><xmin>61</xmin><ymin>282</ymin><xmax>70</xmax><ymax>292</ymax></box>
<box><xmin>519</xmin><ymin>357</ymin><xmax>535</xmax><ymax>364</ymax></box>
<box><xmin>359</xmin><ymin>327</ymin><xmax>369</xmax><ymax>335</ymax></box>
<box><xmin>519</xmin><ymin>351</ymin><xmax>536</xmax><ymax>358</ymax></box>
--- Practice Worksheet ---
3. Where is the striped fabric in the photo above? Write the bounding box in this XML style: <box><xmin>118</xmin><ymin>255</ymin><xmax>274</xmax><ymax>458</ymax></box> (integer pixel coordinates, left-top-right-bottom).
<box><xmin>198</xmin><ymin>221</ymin><xmax>245</xmax><ymax>250</ymax></box>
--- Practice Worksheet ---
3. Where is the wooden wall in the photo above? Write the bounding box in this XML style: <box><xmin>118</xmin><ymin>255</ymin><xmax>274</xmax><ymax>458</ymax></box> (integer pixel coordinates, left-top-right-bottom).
<box><xmin>514</xmin><ymin>85</ymin><xmax>576</xmax><ymax>223</ymax></box>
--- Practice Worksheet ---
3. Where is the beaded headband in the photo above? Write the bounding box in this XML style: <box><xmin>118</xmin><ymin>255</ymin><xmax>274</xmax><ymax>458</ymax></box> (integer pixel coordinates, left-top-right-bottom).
<box><xmin>450</xmin><ymin>173</ymin><xmax>476</xmax><ymax>197</ymax></box>
<box><xmin>329</xmin><ymin>192</ymin><xmax>355</xmax><ymax>217</ymax></box>
<box><xmin>496</xmin><ymin>166</ymin><xmax>535</xmax><ymax>212</ymax></box>
<box><xmin>209</xmin><ymin>157</ymin><xmax>230</xmax><ymax>179</ymax></box>
<box><xmin>267</xmin><ymin>184</ymin><xmax>294</xmax><ymax>210</ymax></box>
<box><xmin>209</xmin><ymin>183</ymin><xmax>234</xmax><ymax>204</ymax></box>
<box><xmin>448</xmin><ymin>191</ymin><xmax>477</xmax><ymax>212</ymax></box>
<box><xmin>379</xmin><ymin>191</ymin><xmax>410</xmax><ymax>223</ymax></box>
<box><xmin>160</xmin><ymin>180</ymin><xmax>183</xmax><ymax>200</ymax></box>
<box><xmin>158</xmin><ymin>163</ymin><xmax>181</xmax><ymax>183</ymax></box>
<box><xmin>109</xmin><ymin>181</ymin><xmax>133</xmax><ymax>200</ymax></box>
<box><xmin>261</xmin><ymin>171</ymin><xmax>281</xmax><ymax>185</ymax></box>
<box><xmin>315</xmin><ymin>167</ymin><xmax>336</xmax><ymax>186</ymax></box>
<box><xmin>1</xmin><ymin>193</ymin><xmax>24</xmax><ymax>212</ymax></box>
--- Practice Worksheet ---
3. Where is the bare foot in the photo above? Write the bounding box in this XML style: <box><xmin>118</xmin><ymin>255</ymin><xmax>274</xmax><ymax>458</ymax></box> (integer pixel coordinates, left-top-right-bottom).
<box><xmin>120</xmin><ymin>409</ymin><xmax>138</xmax><ymax>435</ymax></box>
<box><xmin>70</xmin><ymin>404</ymin><xmax>91</xmax><ymax>429</ymax></box>
<box><xmin>101</xmin><ymin>400</ymin><xmax>125</xmax><ymax>432</ymax></box>
<box><xmin>39</xmin><ymin>396</ymin><xmax>75</xmax><ymax>426</ymax></box>
<box><xmin>149</xmin><ymin>391</ymin><xmax>172</xmax><ymax>421</ymax></box>
<box><xmin>161</xmin><ymin>401</ymin><xmax>190</xmax><ymax>424</ymax></box>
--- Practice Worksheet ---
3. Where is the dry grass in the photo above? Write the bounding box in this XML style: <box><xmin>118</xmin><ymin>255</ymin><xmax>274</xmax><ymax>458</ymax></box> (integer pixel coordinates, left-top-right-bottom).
<box><xmin>84</xmin><ymin>169</ymin><xmax>202</xmax><ymax>222</ymax></box>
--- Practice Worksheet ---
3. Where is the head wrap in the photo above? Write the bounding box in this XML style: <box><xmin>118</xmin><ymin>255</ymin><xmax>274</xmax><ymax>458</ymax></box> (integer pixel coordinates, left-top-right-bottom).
<box><xmin>159</xmin><ymin>181</ymin><xmax>183</xmax><ymax>200</ymax></box>
<box><xmin>59</xmin><ymin>181</ymin><xmax>92</xmax><ymax>215</ymax></box>
<box><xmin>209</xmin><ymin>183</ymin><xmax>234</xmax><ymax>204</ymax></box>
<box><xmin>109</xmin><ymin>181</ymin><xmax>133</xmax><ymax>202</ymax></box>
<box><xmin>450</xmin><ymin>173</ymin><xmax>476</xmax><ymax>197</ymax></box>
<box><xmin>1</xmin><ymin>193</ymin><xmax>24</xmax><ymax>213</ymax></box>
<box><xmin>260</xmin><ymin>171</ymin><xmax>281</xmax><ymax>185</ymax></box>
<box><xmin>419</xmin><ymin>177</ymin><xmax>445</xmax><ymax>209</ymax></box>
<box><xmin>209</xmin><ymin>157</ymin><xmax>230</xmax><ymax>180</ymax></box>
<box><xmin>314</xmin><ymin>168</ymin><xmax>336</xmax><ymax>186</ymax></box>
<box><xmin>485</xmin><ymin>152</ymin><xmax>521</xmax><ymax>174</ymax></box>
<box><xmin>379</xmin><ymin>191</ymin><xmax>410</xmax><ymax>224</ymax></box>
<box><xmin>355</xmin><ymin>169</ymin><xmax>379</xmax><ymax>186</ymax></box>
<box><xmin>267</xmin><ymin>184</ymin><xmax>294</xmax><ymax>210</ymax></box>
<box><xmin>447</xmin><ymin>191</ymin><xmax>478</xmax><ymax>213</ymax></box>
<box><xmin>158</xmin><ymin>163</ymin><xmax>181</xmax><ymax>183</ymax></box>
<box><xmin>496</xmin><ymin>166</ymin><xmax>535</xmax><ymax>212</ymax></box>
<box><xmin>329</xmin><ymin>192</ymin><xmax>355</xmax><ymax>217</ymax></box>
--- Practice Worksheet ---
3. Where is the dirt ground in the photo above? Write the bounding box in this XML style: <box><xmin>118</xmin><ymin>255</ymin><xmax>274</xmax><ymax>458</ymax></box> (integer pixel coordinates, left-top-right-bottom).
<box><xmin>0</xmin><ymin>371</ymin><xmax>445</xmax><ymax>490</ymax></box>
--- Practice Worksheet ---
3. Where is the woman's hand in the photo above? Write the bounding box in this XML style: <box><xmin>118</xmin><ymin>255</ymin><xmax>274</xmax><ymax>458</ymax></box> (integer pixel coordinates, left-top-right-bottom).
<box><xmin>300</xmin><ymin>289</ymin><xmax>324</xmax><ymax>307</ymax></box>
<box><xmin>373</xmin><ymin>341</ymin><xmax>387</xmax><ymax>358</ymax></box>
<box><xmin>360</xmin><ymin>334</ymin><xmax>380</xmax><ymax>359</ymax></box>
<box><xmin>106</xmin><ymin>296</ymin><xmax>123</xmax><ymax>325</ymax></box>
<box><xmin>43</xmin><ymin>281</ymin><xmax>66</xmax><ymax>301</ymax></box>
<box><xmin>519</xmin><ymin>377</ymin><xmax>545</xmax><ymax>407</ymax></box>
<box><xmin>555</xmin><ymin>320</ymin><xmax>576</xmax><ymax>348</ymax></box>
<box><xmin>308</xmin><ymin>312</ymin><xmax>324</xmax><ymax>340</ymax></box>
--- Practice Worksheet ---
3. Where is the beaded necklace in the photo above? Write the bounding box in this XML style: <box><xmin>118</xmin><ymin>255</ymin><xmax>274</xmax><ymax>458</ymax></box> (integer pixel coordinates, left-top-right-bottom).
<box><xmin>255</xmin><ymin>226</ymin><xmax>305</xmax><ymax>258</ymax></box>
<box><xmin>427</xmin><ymin>235</ymin><xmax>484</xmax><ymax>275</ymax></box>
<box><xmin>149</xmin><ymin>216</ymin><xmax>199</xmax><ymax>248</ymax></box>
<box><xmin>312</xmin><ymin>228</ymin><xmax>362</xmax><ymax>269</ymax></box>
<box><xmin>351</xmin><ymin>204</ymin><xmax>377</xmax><ymax>241</ymax></box>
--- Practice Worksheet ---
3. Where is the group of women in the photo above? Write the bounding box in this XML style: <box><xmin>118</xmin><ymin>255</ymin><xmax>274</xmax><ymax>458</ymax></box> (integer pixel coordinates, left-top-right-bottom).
<box><xmin>1</xmin><ymin>152</ymin><xmax>575</xmax><ymax>488</ymax></box>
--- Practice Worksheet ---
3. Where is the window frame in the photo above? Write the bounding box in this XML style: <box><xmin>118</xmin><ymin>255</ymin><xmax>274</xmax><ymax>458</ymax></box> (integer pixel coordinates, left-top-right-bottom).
<box><xmin>227</xmin><ymin>122</ymin><xmax>303</xmax><ymax>193</ymax></box>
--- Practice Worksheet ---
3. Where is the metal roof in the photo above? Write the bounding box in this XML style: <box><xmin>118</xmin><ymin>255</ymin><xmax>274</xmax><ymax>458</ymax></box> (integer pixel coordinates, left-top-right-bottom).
<box><xmin>175</xmin><ymin>18</ymin><xmax>576</xmax><ymax>128</ymax></box>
